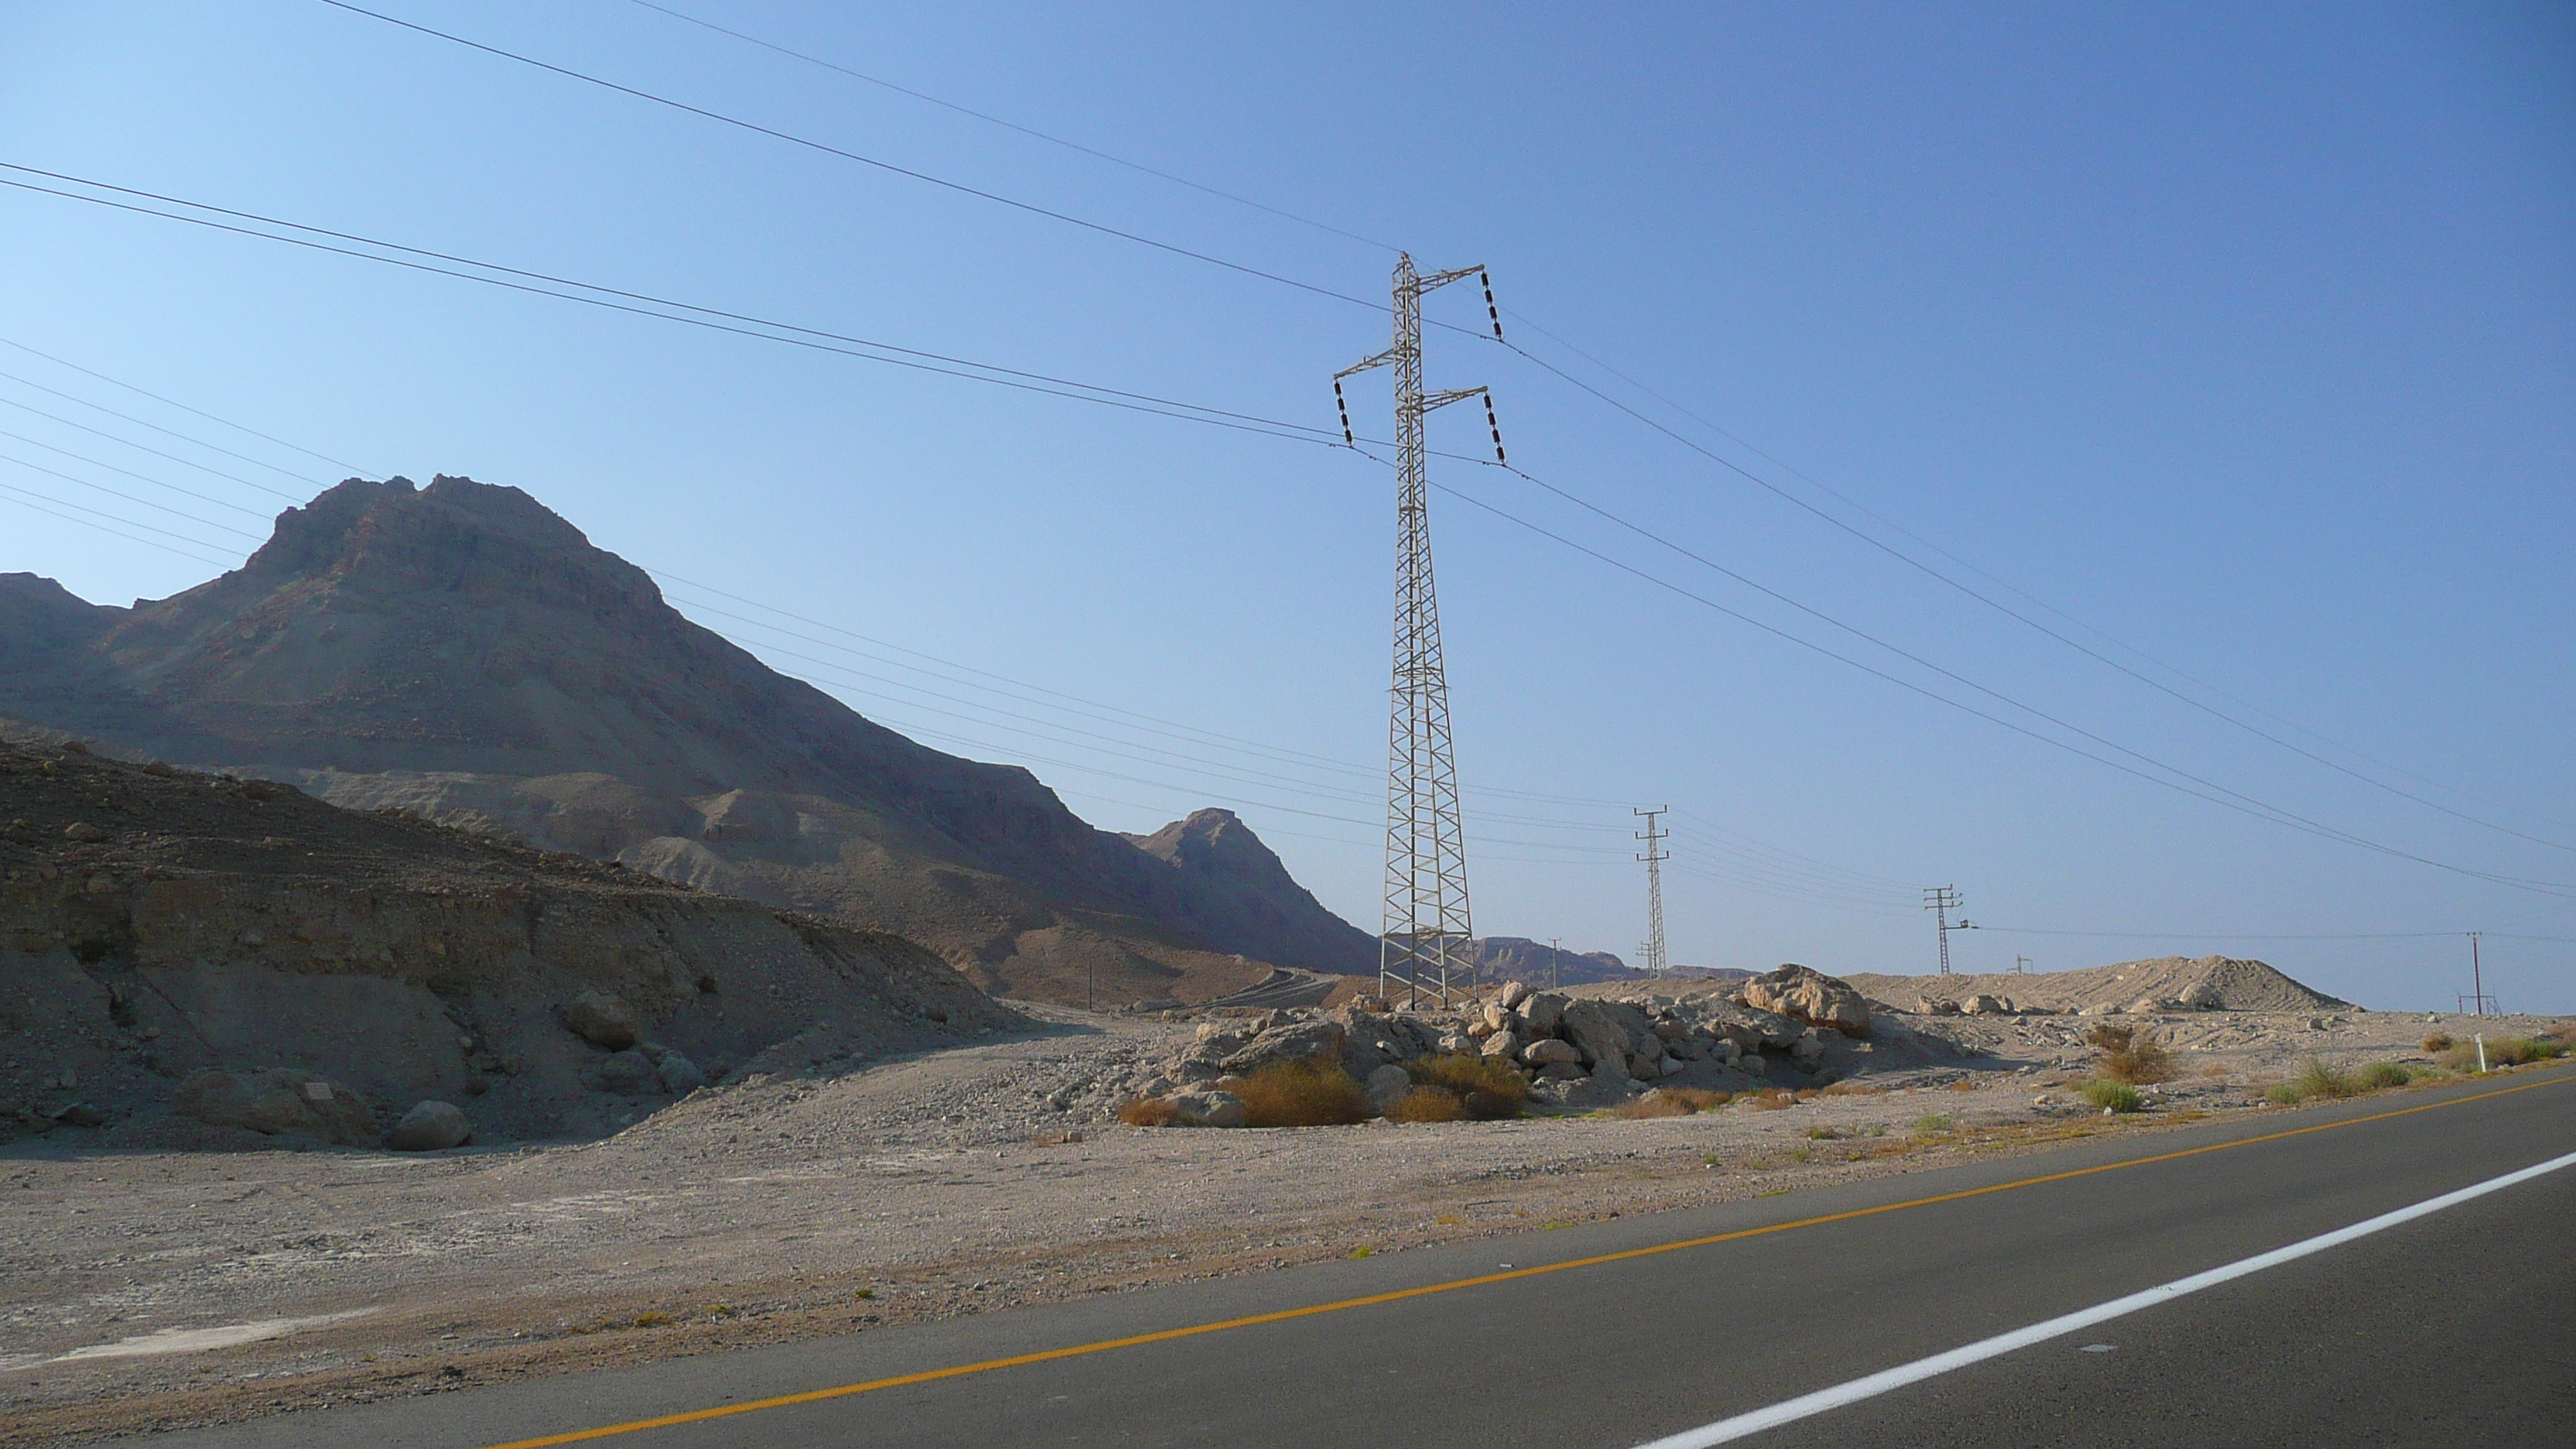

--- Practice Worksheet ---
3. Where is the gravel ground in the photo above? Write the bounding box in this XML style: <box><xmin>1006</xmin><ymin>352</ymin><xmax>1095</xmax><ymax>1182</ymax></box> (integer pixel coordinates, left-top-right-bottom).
<box><xmin>2</xmin><ymin>1002</ymin><xmax>2561</xmax><ymax>1445</ymax></box>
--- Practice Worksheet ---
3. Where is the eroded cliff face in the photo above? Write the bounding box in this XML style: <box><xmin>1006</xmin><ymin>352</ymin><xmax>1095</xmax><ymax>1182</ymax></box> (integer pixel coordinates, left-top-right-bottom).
<box><xmin>0</xmin><ymin>476</ymin><xmax>1379</xmax><ymax>999</ymax></box>
<box><xmin>1</xmin><ymin>739</ymin><xmax>1019</xmax><ymax>1146</ymax></box>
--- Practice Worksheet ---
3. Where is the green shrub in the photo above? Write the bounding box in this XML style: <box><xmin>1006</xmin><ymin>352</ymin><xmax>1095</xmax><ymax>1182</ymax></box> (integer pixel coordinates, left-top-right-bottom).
<box><xmin>1404</xmin><ymin>1053</ymin><xmax>1527</xmax><ymax>1120</ymax></box>
<box><xmin>2358</xmin><ymin>1062</ymin><xmax>2412</xmax><ymax>1089</ymax></box>
<box><xmin>2293</xmin><ymin>1057</ymin><xmax>2360</xmax><ymax>1099</ymax></box>
<box><xmin>2263</xmin><ymin>1082</ymin><xmax>2303</xmax><ymax>1105</ymax></box>
<box><xmin>2081</xmin><ymin>1080</ymin><xmax>2144</xmax><ymax>1113</ymax></box>
<box><xmin>1234</xmin><ymin>1060</ymin><xmax>1372</xmax><ymax>1127</ymax></box>
<box><xmin>1911</xmin><ymin>1113</ymin><xmax>1954</xmax><ymax>1135</ymax></box>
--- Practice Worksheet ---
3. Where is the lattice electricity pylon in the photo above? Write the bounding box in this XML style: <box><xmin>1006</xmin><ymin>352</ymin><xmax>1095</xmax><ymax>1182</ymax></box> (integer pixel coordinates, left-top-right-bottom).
<box><xmin>1334</xmin><ymin>253</ymin><xmax>1505</xmax><ymax>1008</ymax></box>
<box><xmin>1924</xmin><ymin>886</ymin><xmax>1973</xmax><ymax>975</ymax></box>
<box><xmin>1635</xmin><ymin>807</ymin><xmax>1670</xmax><ymax>978</ymax></box>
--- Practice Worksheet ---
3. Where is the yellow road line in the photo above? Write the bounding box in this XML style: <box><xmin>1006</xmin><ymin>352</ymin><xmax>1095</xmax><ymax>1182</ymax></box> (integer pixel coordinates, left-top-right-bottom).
<box><xmin>480</xmin><ymin>1067</ymin><xmax>2575</xmax><ymax>1449</ymax></box>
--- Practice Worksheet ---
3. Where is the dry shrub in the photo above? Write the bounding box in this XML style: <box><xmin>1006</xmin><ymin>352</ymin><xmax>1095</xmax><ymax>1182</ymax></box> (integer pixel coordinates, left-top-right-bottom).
<box><xmin>1386</xmin><ymin>1085</ymin><xmax>1468</xmax><ymax>1123</ymax></box>
<box><xmin>1117</xmin><ymin>1097</ymin><xmax>1179</xmax><ymax>1128</ymax></box>
<box><xmin>2422</xmin><ymin>1032</ymin><xmax>2454</xmax><ymax>1053</ymax></box>
<box><xmin>1235</xmin><ymin>1059</ymin><xmax>1372</xmax><ymax>1128</ymax></box>
<box><xmin>1747</xmin><ymin>1088</ymin><xmax>1795</xmax><ymax>1110</ymax></box>
<box><xmin>2088</xmin><ymin>1024</ymin><xmax>2175</xmax><ymax>1084</ymax></box>
<box><xmin>1947</xmin><ymin>1078</ymin><xmax>1980</xmax><ymax>1093</ymax></box>
<box><xmin>1818</xmin><ymin>1081</ymin><xmax>1882</xmax><ymax>1097</ymax></box>
<box><xmin>1404</xmin><ymin>1053</ymin><xmax>1527</xmax><ymax>1120</ymax></box>
<box><xmin>1605</xmin><ymin>1087</ymin><xmax>1728</xmax><ymax>1120</ymax></box>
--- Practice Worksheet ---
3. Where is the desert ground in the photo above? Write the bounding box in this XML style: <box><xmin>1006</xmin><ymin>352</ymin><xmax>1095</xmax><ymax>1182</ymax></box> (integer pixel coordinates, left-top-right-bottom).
<box><xmin>5</xmin><ymin>992</ymin><xmax>2563</xmax><ymax>1447</ymax></box>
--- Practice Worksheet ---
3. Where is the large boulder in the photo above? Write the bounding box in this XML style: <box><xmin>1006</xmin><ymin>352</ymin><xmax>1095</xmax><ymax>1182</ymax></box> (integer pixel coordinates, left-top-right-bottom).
<box><xmin>1365</xmin><ymin>1064</ymin><xmax>1414</xmax><ymax>1113</ymax></box>
<box><xmin>1481</xmin><ymin>1029</ymin><xmax>1524</xmax><ymax>1060</ymax></box>
<box><xmin>385</xmin><ymin>1100</ymin><xmax>471</xmax><ymax>1151</ymax></box>
<box><xmin>561</xmin><ymin>991</ymin><xmax>642</xmax><ymax>1050</ymax></box>
<box><xmin>1169</xmin><ymin>1089</ymin><xmax>1247</xmax><ymax>1129</ymax></box>
<box><xmin>1521</xmin><ymin>1037</ymin><xmax>1582</xmax><ymax>1067</ymax></box>
<box><xmin>1516</xmin><ymin>992</ymin><xmax>1568</xmax><ymax>1036</ymax></box>
<box><xmin>1740</xmin><ymin>964</ymin><xmax>1871</xmax><ymax>1036</ymax></box>
<box><xmin>595</xmin><ymin>1049</ymin><xmax>659</xmax><ymax>1095</ymax></box>
<box><xmin>1557</xmin><ymin>1000</ymin><xmax>1635</xmax><ymax>1068</ymax></box>
<box><xmin>173</xmin><ymin>1068</ymin><xmax>377</xmax><ymax>1146</ymax></box>
<box><xmin>1220</xmin><ymin>1020</ymin><xmax>1345</xmax><ymax>1074</ymax></box>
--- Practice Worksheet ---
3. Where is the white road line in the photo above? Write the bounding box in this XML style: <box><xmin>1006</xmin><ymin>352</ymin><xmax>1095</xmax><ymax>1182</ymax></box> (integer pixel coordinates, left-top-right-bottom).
<box><xmin>1632</xmin><ymin>1146</ymin><xmax>2576</xmax><ymax>1448</ymax></box>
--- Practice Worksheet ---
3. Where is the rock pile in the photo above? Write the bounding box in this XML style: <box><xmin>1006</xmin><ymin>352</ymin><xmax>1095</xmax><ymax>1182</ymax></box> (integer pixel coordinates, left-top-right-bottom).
<box><xmin>1123</xmin><ymin>967</ymin><xmax>1915</xmax><ymax>1123</ymax></box>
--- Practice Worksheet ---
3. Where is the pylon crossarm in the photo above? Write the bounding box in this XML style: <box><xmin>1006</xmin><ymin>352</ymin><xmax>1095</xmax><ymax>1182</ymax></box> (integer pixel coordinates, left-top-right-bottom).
<box><xmin>1338</xmin><ymin>350</ymin><xmax>1396</xmax><ymax>379</ymax></box>
<box><xmin>1420</xmin><ymin>264</ymin><xmax>1485</xmax><ymax>291</ymax></box>
<box><xmin>1421</xmin><ymin>386</ymin><xmax>1486</xmax><ymax>413</ymax></box>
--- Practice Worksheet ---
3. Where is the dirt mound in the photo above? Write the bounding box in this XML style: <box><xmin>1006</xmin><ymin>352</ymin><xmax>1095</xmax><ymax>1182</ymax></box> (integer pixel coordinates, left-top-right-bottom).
<box><xmin>0</xmin><ymin>739</ymin><xmax>1024</xmax><ymax>1149</ymax></box>
<box><xmin>1844</xmin><ymin>955</ymin><xmax>2348</xmax><ymax>1015</ymax></box>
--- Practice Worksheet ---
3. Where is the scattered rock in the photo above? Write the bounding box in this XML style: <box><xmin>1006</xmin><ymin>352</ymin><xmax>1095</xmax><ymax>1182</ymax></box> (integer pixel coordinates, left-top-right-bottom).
<box><xmin>560</xmin><ymin>992</ymin><xmax>642</xmax><ymax>1051</ymax></box>
<box><xmin>1520</xmin><ymin>1037</ymin><xmax>1581</xmax><ymax>1067</ymax></box>
<box><xmin>386</xmin><ymin>1101</ymin><xmax>472</xmax><ymax>1151</ymax></box>
<box><xmin>656</xmin><ymin>1052</ymin><xmax>707</xmax><ymax>1094</ymax></box>
<box><xmin>173</xmin><ymin>1069</ymin><xmax>377</xmax><ymax>1146</ymax></box>
<box><xmin>595</xmin><ymin>1050</ymin><xmax>659</xmax><ymax>1095</ymax></box>
<box><xmin>62</xmin><ymin>821</ymin><xmax>107</xmax><ymax>842</ymax></box>
<box><xmin>1365</xmin><ymin>1064</ymin><xmax>1413</xmax><ymax>1113</ymax></box>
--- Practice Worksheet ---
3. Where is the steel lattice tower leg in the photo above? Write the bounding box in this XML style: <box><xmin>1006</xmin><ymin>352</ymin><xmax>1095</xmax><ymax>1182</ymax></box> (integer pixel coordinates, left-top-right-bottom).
<box><xmin>1334</xmin><ymin>254</ymin><xmax>1505</xmax><ymax>1009</ymax></box>
<box><xmin>1636</xmin><ymin>807</ymin><xmax>1669</xmax><ymax>978</ymax></box>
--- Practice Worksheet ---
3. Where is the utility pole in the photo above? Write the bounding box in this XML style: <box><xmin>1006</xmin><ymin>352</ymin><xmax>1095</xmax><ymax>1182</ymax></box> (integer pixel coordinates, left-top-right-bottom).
<box><xmin>2014</xmin><ymin>954</ymin><xmax>2031</xmax><ymax>975</ymax></box>
<box><xmin>1923</xmin><ymin>886</ymin><xmax>1973</xmax><ymax>975</ymax></box>
<box><xmin>2458</xmin><ymin>930</ymin><xmax>2496</xmax><ymax>1016</ymax></box>
<box><xmin>1550</xmin><ymin>936</ymin><xmax>1561</xmax><ymax>992</ymax></box>
<box><xmin>1635</xmin><ymin>807</ymin><xmax>1670</xmax><ymax>979</ymax></box>
<box><xmin>1336</xmin><ymin>254</ymin><xmax>1506</xmax><ymax>1009</ymax></box>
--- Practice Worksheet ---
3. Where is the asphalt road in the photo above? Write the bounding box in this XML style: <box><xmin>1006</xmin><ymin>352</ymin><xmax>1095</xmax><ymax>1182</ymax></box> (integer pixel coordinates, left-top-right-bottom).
<box><xmin>135</xmin><ymin>1067</ymin><xmax>2576</xmax><ymax>1449</ymax></box>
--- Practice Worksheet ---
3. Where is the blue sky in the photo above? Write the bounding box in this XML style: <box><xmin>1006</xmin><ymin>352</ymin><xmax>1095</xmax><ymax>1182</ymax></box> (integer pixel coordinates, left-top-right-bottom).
<box><xmin>2</xmin><ymin>2</ymin><xmax>2571</xmax><ymax>1009</ymax></box>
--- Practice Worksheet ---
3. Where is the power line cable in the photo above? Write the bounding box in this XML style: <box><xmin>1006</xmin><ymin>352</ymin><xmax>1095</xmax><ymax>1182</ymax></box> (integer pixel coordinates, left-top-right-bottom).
<box><xmin>0</xmin><ymin>335</ymin><xmax>376</xmax><ymax>478</ymax></box>
<box><xmin>13</xmin><ymin>192</ymin><xmax>2554</xmax><ymax>899</ymax></box>
<box><xmin>0</xmin><ymin>450</ymin><xmax>269</xmax><ymax>540</ymax></box>
<box><xmin>618</xmin><ymin>0</ymin><xmax>1402</xmax><ymax>255</ymax></box>
<box><xmin>0</xmin><ymin>477</ymin><xmax>244</xmax><ymax>560</ymax></box>
<box><xmin>0</xmin><ymin>165</ymin><xmax>1347</xmax><ymax>450</ymax></box>
<box><xmin>313</xmin><ymin>0</ymin><xmax>1389</xmax><ymax>315</ymax></box>
<box><xmin>0</xmin><ymin>426</ymin><xmax>276</xmax><ymax>519</ymax></box>
<box><xmin>0</xmin><ymin>368</ymin><xmax>328</xmax><ymax>492</ymax></box>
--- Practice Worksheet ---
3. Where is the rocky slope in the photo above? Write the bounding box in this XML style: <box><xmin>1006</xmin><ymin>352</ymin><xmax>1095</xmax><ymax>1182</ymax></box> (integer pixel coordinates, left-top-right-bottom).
<box><xmin>0</xmin><ymin>737</ymin><xmax>1022</xmax><ymax>1148</ymax></box>
<box><xmin>0</xmin><ymin>474</ymin><xmax>1376</xmax><ymax>1003</ymax></box>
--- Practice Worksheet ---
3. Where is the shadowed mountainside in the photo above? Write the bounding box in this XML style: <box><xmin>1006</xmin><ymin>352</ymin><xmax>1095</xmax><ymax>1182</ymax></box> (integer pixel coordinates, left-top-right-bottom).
<box><xmin>0</xmin><ymin>475</ymin><xmax>1376</xmax><ymax>1002</ymax></box>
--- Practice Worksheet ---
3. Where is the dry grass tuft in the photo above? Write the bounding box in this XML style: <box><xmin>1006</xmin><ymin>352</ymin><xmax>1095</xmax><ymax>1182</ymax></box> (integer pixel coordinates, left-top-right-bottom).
<box><xmin>2088</xmin><ymin>1024</ymin><xmax>2175</xmax><ymax>1084</ymax></box>
<box><xmin>1386</xmin><ymin>1085</ymin><xmax>1468</xmax><ymax>1123</ymax></box>
<box><xmin>2293</xmin><ymin>1057</ymin><xmax>2360</xmax><ymax>1099</ymax></box>
<box><xmin>2422</xmin><ymin>1032</ymin><xmax>2454</xmax><ymax>1053</ymax></box>
<box><xmin>1235</xmin><ymin>1059</ymin><xmax>1374</xmax><ymax>1128</ymax></box>
<box><xmin>1404</xmin><ymin>1053</ymin><xmax>1527</xmax><ymax>1120</ymax></box>
<box><xmin>1747</xmin><ymin>1088</ymin><xmax>1797</xmax><ymax>1110</ymax></box>
<box><xmin>1117</xmin><ymin>1097</ymin><xmax>1180</xmax><ymax>1128</ymax></box>
<box><xmin>1947</xmin><ymin>1078</ymin><xmax>1980</xmax><ymax>1093</ymax></box>
<box><xmin>1604</xmin><ymin>1087</ymin><xmax>1730</xmax><ymax>1119</ymax></box>
<box><xmin>1818</xmin><ymin>1081</ymin><xmax>1883</xmax><ymax>1097</ymax></box>
<box><xmin>1911</xmin><ymin>1112</ymin><xmax>1954</xmax><ymax>1135</ymax></box>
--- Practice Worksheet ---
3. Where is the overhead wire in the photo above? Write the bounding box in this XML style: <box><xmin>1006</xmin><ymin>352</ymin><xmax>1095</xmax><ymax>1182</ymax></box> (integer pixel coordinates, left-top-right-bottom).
<box><xmin>313</xmin><ymin>0</ymin><xmax>1389</xmax><ymax>315</ymax></box>
<box><xmin>9</xmin><ymin>173</ymin><xmax>2561</xmax><ymax>901</ymax></box>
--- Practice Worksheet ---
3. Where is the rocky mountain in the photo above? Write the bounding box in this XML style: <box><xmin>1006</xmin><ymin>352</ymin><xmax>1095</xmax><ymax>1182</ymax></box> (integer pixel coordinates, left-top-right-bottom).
<box><xmin>1464</xmin><ymin>936</ymin><xmax>1637</xmax><ymax>988</ymax></box>
<box><xmin>0</xmin><ymin>475</ymin><xmax>1377</xmax><ymax>1003</ymax></box>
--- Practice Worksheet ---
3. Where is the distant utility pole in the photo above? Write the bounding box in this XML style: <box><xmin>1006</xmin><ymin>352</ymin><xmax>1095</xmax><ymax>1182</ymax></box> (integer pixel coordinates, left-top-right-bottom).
<box><xmin>1335</xmin><ymin>254</ymin><xmax>1506</xmax><ymax>1009</ymax></box>
<box><xmin>1923</xmin><ymin>886</ymin><xmax>1973</xmax><ymax>975</ymax></box>
<box><xmin>2457</xmin><ymin>930</ymin><xmax>2497</xmax><ymax>1016</ymax></box>
<box><xmin>1550</xmin><ymin>936</ymin><xmax>1562</xmax><ymax>992</ymax></box>
<box><xmin>1635</xmin><ymin>807</ymin><xmax>1670</xmax><ymax>979</ymax></box>
<box><xmin>2015</xmin><ymin>954</ymin><xmax>2031</xmax><ymax>975</ymax></box>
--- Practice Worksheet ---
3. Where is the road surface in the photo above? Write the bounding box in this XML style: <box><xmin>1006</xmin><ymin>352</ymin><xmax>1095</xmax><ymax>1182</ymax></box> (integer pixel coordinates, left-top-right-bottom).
<box><xmin>129</xmin><ymin>1066</ymin><xmax>2576</xmax><ymax>1448</ymax></box>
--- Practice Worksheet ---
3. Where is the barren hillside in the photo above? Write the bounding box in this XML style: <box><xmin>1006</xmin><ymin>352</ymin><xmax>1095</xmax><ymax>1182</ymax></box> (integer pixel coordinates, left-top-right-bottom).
<box><xmin>1844</xmin><ymin>955</ymin><xmax>2350</xmax><ymax>1014</ymax></box>
<box><xmin>0</xmin><ymin>738</ymin><xmax>1023</xmax><ymax>1147</ymax></box>
<box><xmin>0</xmin><ymin>475</ymin><xmax>1376</xmax><ymax>1004</ymax></box>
